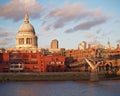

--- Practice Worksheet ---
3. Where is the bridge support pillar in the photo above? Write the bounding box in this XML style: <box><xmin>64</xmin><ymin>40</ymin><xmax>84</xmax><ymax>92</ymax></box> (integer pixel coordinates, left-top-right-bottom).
<box><xmin>90</xmin><ymin>71</ymin><xmax>99</xmax><ymax>81</ymax></box>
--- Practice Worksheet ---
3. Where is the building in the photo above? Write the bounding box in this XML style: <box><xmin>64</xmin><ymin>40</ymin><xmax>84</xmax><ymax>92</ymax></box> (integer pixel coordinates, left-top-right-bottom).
<box><xmin>16</xmin><ymin>12</ymin><xmax>38</xmax><ymax>49</ymax></box>
<box><xmin>51</xmin><ymin>39</ymin><xmax>59</xmax><ymax>49</ymax></box>
<box><xmin>49</xmin><ymin>39</ymin><xmax>60</xmax><ymax>53</ymax></box>
<box><xmin>0</xmin><ymin>11</ymin><xmax>120</xmax><ymax>73</ymax></box>
<box><xmin>65</xmin><ymin>43</ymin><xmax>120</xmax><ymax>72</ymax></box>
<box><xmin>78</xmin><ymin>41</ymin><xmax>86</xmax><ymax>50</ymax></box>
<box><xmin>0</xmin><ymin>12</ymin><xmax>65</xmax><ymax>73</ymax></box>
<box><xmin>0</xmin><ymin>51</ymin><xmax>65</xmax><ymax>72</ymax></box>
<box><xmin>44</xmin><ymin>55</ymin><xmax>65</xmax><ymax>72</ymax></box>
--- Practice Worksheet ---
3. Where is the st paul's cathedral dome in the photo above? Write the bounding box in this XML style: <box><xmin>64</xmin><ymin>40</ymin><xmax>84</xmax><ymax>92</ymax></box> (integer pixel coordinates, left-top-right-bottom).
<box><xmin>16</xmin><ymin>12</ymin><xmax>38</xmax><ymax>49</ymax></box>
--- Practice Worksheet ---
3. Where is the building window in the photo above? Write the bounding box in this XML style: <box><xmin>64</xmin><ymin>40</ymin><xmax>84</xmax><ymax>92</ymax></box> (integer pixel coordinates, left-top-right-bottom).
<box><xmin>56</xmin><ymin>62</ymin><xmax>59</xmax><ymax>65</ymax></box>
<box><xmin>24</xmin><ymin>59</ymin><xmax>30</xmax><ymax>64</ymax></box>
<box><xmin>31</xmin><ymin>61</ymin><xmax>38</xmax><ymax>64</ymax></box>
<box><xmin>59</xmin><ymin>62</ymin><xmax>61</xmax><ymax>64</ymax></box>
<box><xmin>51</xmin><ymin>61</ymin><xmax>54</xmax><ymax>64</ymax></box>
<box><xmin>51</xmin><ymin>58</ymin><xmax>54</xmax><ymax>61</ymax></box>
<box><xmin>26</xmin><ymin>38</ymin><xmax>32</xmax><ymax>44</ymax></box>
<box><xmin>56</xmin><ymin>61</ymin><xmax>61</xmax><ymax>65</ymax></box>
<box><xmin>31</xmin><ymin>54</ymin><xmax>37</xmax><ymax>58</ymax></box>
<box><xmin>23</xmin><ymin>54</ymin><xmax>29</xmax><ymax>58</ymax></box>
<box><xmin>46</xmin><ymin>62</ymin><xmax>49</xmax><ymax>65</ymax></box>
<box><xmin>19</xmin><ymin>38</ymin><xmax>24</xmax><ymax>44</ymax></box>
<box><xmin>56</xmin><ymin>58</ymin><xmax>59</xmax><ymax>61</ymax></box>
<box><xmin>41</xmin><ymin>68</ymin><xmax>44</xmax><ymax>72</ymax></box>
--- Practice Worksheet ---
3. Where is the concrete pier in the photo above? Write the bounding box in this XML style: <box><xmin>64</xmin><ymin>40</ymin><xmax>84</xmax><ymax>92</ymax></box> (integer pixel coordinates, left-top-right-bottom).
<box><xmin>90</xmin><ymin>71</ymin><xmax>99</xmax><ymax>81</ymax></box>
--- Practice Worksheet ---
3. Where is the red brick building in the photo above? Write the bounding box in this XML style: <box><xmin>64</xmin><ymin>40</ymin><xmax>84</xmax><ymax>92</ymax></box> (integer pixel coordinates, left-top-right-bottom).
<box><xmin>0</xmin><ymin>51</ymin><xmax>65</xmax><ymax>72</ymax></box>
<box><xmin>44</xmin><ymin>55</ymin><xmax>65</xmax><ymax>72</ymax></box>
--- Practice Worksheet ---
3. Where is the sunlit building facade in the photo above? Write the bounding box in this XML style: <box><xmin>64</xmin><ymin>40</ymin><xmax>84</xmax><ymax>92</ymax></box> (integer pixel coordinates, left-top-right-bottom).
<box><xmin>0</xmin><ymin>51</ymin><xmax>65</xmax><ymax>72</ymax></box>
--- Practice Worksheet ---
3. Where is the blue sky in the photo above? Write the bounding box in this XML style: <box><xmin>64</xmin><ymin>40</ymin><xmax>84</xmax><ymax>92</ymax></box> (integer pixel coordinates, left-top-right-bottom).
<box><xmin>0</xmin><ymin>0</ymin><xmax>120</xmax><ymax>49</ymax></box>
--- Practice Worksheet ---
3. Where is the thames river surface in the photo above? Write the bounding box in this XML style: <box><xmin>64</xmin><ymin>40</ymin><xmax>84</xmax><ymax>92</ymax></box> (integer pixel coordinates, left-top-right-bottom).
<box><xmin>0</xmin><ymin>80</ymin><xmax>120</xmax><ymax>96</ymax></box>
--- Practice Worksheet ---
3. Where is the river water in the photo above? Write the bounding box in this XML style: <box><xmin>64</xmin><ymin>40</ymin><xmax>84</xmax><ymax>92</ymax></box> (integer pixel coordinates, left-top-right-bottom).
<box><xmin>0</xmin><ymin>80</ymin><xmax>120</xmax><ymax>96</ymax></box>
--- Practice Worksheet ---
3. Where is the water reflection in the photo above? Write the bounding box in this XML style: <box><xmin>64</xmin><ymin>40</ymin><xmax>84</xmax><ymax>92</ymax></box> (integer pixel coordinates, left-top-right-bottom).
<box><xmin>0</xmin><ymin>80</ymin><xmax>120</xmax><ymax>96</ymax></box>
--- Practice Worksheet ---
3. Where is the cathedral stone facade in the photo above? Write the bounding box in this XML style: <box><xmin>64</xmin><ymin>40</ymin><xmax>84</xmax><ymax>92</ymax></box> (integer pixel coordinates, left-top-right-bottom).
<box><xmin>16</xmin><ymin>12</ymin><xmax>38</xmax><ymax>49</ymax></box>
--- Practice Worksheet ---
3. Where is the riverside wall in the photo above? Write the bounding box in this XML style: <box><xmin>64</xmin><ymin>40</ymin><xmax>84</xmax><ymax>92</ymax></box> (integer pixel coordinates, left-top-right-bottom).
<box><xmin>0</xmin><ymin>72</ymin><xmax>106</xmax><ymax>82</ymax></box>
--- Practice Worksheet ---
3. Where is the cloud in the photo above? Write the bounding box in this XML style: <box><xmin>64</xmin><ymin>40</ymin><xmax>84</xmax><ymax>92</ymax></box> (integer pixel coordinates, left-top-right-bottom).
<box><xmin>84</xmin><ymin>32</ymin><xmax>100</xmax><ymax>45</ymax></box>
<box><xmin>115</xmin><ymin>19</ymin><xmax>120</xmax><ymax>24</ymax></box>
<box><xmin>0</xmin><ymin>32</ymin><xmax>9</xmax><ymax>38</ymax></box>
<box><xmin>0</xmin><ymin>26</ymin><xmax>16</xmax><ymax>37</ymax></box>
<box><xmin>0</xmin><ymin>35</ymin><xmax>15</xmax><ymax>48</ymax></box>
<box><xmin>46</xmin><ymin>3</ymin><xmax>85</xmax><ymax>18</ymax></box>
<box><xmin>101</xmin><ymin>31</ymin><xmax>111</xmax><ymax>39</ymax></box>
<box><xmin>42</xmin><ymin>24</ymin><xmax>50</xmax><ymax>32</ymax></box>
<box><xmin>0</xmin><ymin>0</ymin><xmax>44</xmax><ymax>22</ymax></box>
<box><xmin>84</xmin><ymin>33</ymin><xmax>93</xmax><ymax>38</ymax></box>
<box><xmin>0</xmin><ymin>25</ymin><xmax>16</xmax><ymax>47</ymax></box>
<box><xmin>117</xmin><ymin>40</ymin><xmax>120</xmax><ymax>44</ymax></box>
<box><xmin>96</xmin><ymin>28</ymin><xmax>102</xmax><ymax>34</ymax></box>
<box><xmin>44</xmin><ymin>2</ymin><xmax>108</xmax><ymax>32</ymax></box>
<box><xmin>0</xmin><ymin>39</ymin><xmax>7</xmax><ymax>45</ymax></box>
<box><xmin>0</xmin><ymin>26</ymin><xmax>4</xmax><ymax>31</ymax></box>
<box><xmin>90</xmin><ymin>38</ymin><xmax>100</xmax><ymax>45</ymax></box>
<box><xmin>0</xmin><ymin>37</ymin><xmax>15</xmax><ymax>48</ymax></box>
<box><xmin>65</xmin><ymin>16</ymin><xmax>108</xmax><ymax>33</ymax></box>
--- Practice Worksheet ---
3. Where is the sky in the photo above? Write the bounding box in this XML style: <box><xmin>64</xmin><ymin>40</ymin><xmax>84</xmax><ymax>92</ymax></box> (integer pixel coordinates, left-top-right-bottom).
<box><xmin>0</xmin><ymin>0</ymin><xmax>120</xmax><ymax>49</ymax></box>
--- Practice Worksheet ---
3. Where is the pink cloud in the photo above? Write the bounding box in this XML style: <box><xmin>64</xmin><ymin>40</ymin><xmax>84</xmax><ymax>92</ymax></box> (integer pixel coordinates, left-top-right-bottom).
<box><xmin>44</xmin><ymin>2</ymin><xmax>109</xmax><ymax>32</ymax></box>
<box><xmin>65</xmin><ymin>16</ymin><xmax>108</xmax><ymax>33</ymax></box>
<box><xmin>0</xmin><ymin>0</ymin><xmax>44</xmax><ymax>22</ymax></box>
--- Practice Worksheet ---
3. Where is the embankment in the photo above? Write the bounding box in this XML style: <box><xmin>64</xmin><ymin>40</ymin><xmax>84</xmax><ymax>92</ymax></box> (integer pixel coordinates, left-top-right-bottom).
<box><xmin>0</xmin><ymin>72</ymin><xmax>107</xmax><ymax>82</ymax></box>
